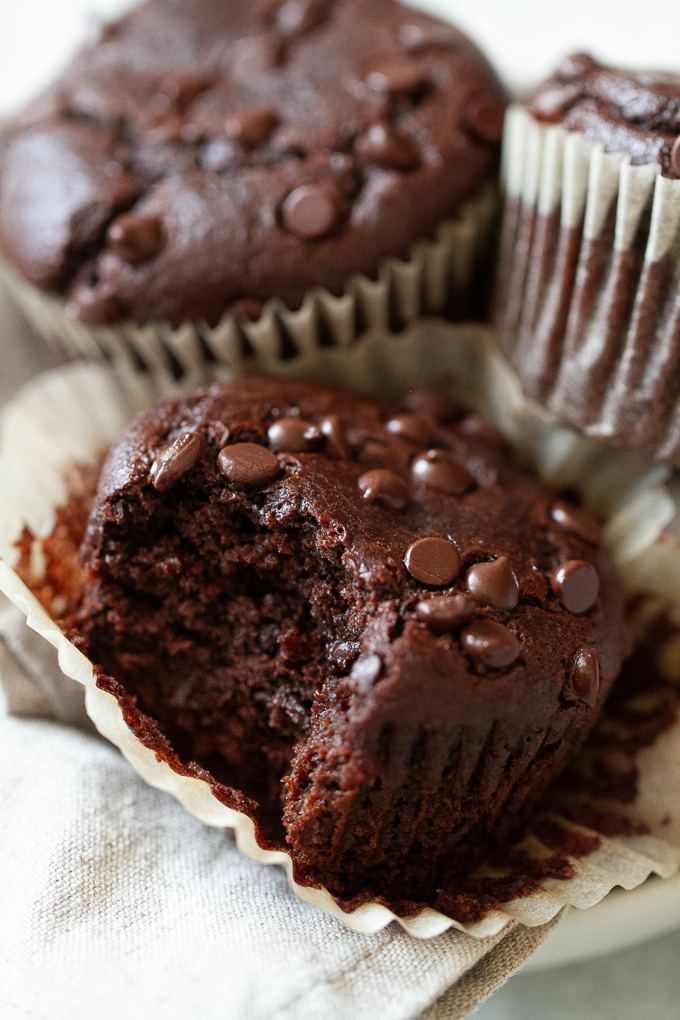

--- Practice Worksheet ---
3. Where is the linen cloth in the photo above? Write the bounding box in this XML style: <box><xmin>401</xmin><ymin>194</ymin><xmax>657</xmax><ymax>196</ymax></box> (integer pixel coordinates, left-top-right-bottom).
<box><xmin>0</xmin><ymin>596</ymin><xmax>558</xmax><ymax>1020</ymax></box>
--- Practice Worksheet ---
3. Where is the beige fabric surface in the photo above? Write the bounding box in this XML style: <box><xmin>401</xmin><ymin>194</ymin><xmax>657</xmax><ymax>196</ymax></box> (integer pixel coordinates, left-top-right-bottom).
<box><xmin>0</xmin><ymin>594</ymin><xmax>558</xmax><ymax>1020</ymax></box>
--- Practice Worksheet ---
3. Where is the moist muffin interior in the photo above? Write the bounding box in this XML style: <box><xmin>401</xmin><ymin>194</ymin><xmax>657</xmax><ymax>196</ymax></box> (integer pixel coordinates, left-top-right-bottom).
<box><xmin>70</xmin><ymin>378</ymin><xmax>630</xmax><ymax>904</ymax></box>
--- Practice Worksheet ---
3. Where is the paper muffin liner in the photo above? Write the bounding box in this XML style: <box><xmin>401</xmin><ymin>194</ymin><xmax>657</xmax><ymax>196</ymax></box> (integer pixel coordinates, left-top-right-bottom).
<box><xmin>0</xmin><ymin>183</ymin><xmax>496</xmax><ymax>405</ymax></box>
<box><xmin>495</xmin><ymin>104</ymin><xmax>680</xmax><ymax>467</ymax></box>
<box><xmin>1</xmin><ymin>335</ymin><xmax>679</xmax><ymax>940</ymax></box>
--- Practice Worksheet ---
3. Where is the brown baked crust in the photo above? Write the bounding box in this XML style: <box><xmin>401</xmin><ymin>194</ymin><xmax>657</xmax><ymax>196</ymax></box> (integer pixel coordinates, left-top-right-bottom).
<box><xmin>68</xmin><ymin>377</ymin><xmax>629</xmax><ymax>903</ymax></box>
<box><xmin>0</xmin><ymin>0</ymin><xmax>505</xmax><ymax>327</ymax></box>
<box><xmin>529</xmin><ymin>53</ymin><xmax>680</xmax><ymax>176</ymax></box>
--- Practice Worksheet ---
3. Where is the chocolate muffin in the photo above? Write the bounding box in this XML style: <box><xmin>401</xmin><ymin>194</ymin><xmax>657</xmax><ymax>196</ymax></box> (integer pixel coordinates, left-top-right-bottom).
<box><xmin>0</xmin><ymin>0</ymin><xmax>505</xmax><ymax>329</ymax></box>
<box><xmin>495</xmin><ymin>55</ymin><xmax>680</xmax><ymax>466</ymax></box>
<box><xmin>68</xmin><ymin>377</ymin><xmax>629</xmax><ymax>909</ymax></box>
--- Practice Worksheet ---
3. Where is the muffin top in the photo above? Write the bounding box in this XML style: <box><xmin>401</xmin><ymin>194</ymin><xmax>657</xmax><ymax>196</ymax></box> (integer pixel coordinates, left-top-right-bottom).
<box><xmin>83</xmin><ymin>376</ymin><xmax>628</xmax><ymax>750</ymax></box>
<box><xmin>530</xmin><ymin>53</ymin><xmax>680</xmax><ymax>177</ymax></box>
<box><xmin>0</xmin><ymin>0</ymin><xmax>505</xmax><ymax>327</ymax></box>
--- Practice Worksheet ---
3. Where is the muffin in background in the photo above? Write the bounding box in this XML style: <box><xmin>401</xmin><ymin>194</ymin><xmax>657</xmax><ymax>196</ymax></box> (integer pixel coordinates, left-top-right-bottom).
<box><xmin>494</xmin><ymin>54</ymin><xmax>680</xmax><ymax>466</ymax></box>
<box><xmin>0</xmin><ymin>0</ymin><xmax>505</xmax><ymax>380</ymax></box>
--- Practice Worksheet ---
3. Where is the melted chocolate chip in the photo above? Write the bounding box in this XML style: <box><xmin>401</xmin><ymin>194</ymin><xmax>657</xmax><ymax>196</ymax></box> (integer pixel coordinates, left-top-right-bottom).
<box><xmin>66</xmin><ymin>286</ymin><xmax>120</xmax><ymax>325</ymax></box>
<box><xmin>358</xmin><ymin>468</ymin><xmax>409</xmax><ymax>510</ymax></box>
<box><xmin>150</xmin><ymin>431</ymin><xmax>207</xmax><ymax>492</ymax></box>
<box><xmin>320</xmin><ymin>414</ymin><xmax>349</xmax><ymax>457</ymax></box>
<box><xmin>106</xmin><ymin>213</ymin><xmax>164</xmax><ymax>265</ymax></box>
<box><xmin>224</xmin><ymin>108</ymin><xmax>279</xmax><ymax>146</ymax></box>
<box><xmin>671</xmin><ymin>136</ymin><xmax>680</xmax><ymax>177</ymax></box>
<box><xmin>551</xmin><ymin>560</ymin><xmax>599</xmax><ymax>614</ymax></box>
<box><xmin>404</xmin><ymin>537</ymin><xmax>461</xmax><ymax>587</ymax></box>
<box><xmin>416</xmin><ymin>593</ymin><xmax>476</xmax><ymax>634</ymax></box>
<box><xmin>365</xmin><ymin>57</ymin><xmax>427</xmax><ymax>95</ymax></box>
<box><xmin>282</xmin><ymin>184</ymin><xmax>340</xmax><ymax>239</ymax></box>
<box><xmin>386</xmin><ymin>414</ymin><xmax>434</xmax><ymax>445</ymax></box>
<box><xmin>276</xmin><ymin>0</ymin><xmax>331</xmax><ymax>37</ymax></box>
<box><xmin>357</xmin><ymin>122</ymin><xmax>420</xmax><ymax>170</ymax></box>
<box><xmin>143</xmin><ymin>115</ymin><xmax>186</xmax><ymax>144</ymax></box>
<box><xmin>399</xmin><ymin>22</ymin><xmax>461</xmax><ymax>51</ymax></box>
<box><xmin>159</xmin><ymin>74</ymin><xmax>207</xmax><ymax>109</ymax></box>
<box><xmin>350</xmin><ymin>653</ymin><xmax>383</xmax><ymax>689</ymax></box>
<box><xmin>556</xmin><ymin>53</ymin><xmax>598</xmax><ymax>80</ymax></box>
<box><xmin>268</xmin><ymin>418</ymin><xmax>320</xmax><ymax>452</ymax></box>
<box><xmin>461</xmin><ymin>620</ymin><xmax>521</xmax><ymax>672</ymax></box>
<box><xmin>461</xmin><ymin>93</ymin><xmax>505</xmax><ymax>143</ymax></box>
<box><xmin>551</xmin><ymin>502</ymin><xmax>602</xmax><ymax>546</ymax></box>
<box><xmin>402</xmin><ymin>390</ymin><xmax>450</xmax><ymax>422</ymax></box>
<box><xmin>458</xmin><ymin>415</ymin><xmax>511</xmax><ymax>452</ymax></box>
<box><xmin>410</xmin><ymin>450</ymin><xmax>474</xmax><ymax>495</ymax></box>
<box><xmin>218</xmin><ymin>442</ymin><xmax>281</xmax><ymax>485</ymax></box>
<box><xmin>566</xmin><ymin>646</ymin><xmax>600</xmax><ymax>706</ymax></box>
<box><xmin>465</xmin><ymin>556</ymin><xmax>518</xmax><ymax>611</ymax></box>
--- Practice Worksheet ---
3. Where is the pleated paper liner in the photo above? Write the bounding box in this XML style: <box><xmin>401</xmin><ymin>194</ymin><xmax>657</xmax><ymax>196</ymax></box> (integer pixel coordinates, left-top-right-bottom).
<box><xmin>0</xmin><ymin>336</ymin><xmax>679</xmax><ymax>940</ymax></box>
<box><xmin>495</xmin><ymin>104</ymin><xmax>680</xmax><ymax>467</ymax></box>
<box><xmin>0</xmin><ymin>183</ymin><xmax>497</xmax><ymax>405</ymax></box>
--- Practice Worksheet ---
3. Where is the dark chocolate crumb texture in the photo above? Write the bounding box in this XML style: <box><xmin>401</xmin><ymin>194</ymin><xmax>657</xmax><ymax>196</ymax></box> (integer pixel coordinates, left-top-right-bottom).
<box><xmin>68</xmin><ymin>378</ymin><xmax>629</xmax><ymax>908</ymax></box>
<box><xmin>0</xmin><ymin>0</ymin><xmax>505</xmax><ymax>327</ymax></box>
<box><xmin>530</xmin><ymin>53</ymin><xmax>680</xmax><ymax>176</ymax></box>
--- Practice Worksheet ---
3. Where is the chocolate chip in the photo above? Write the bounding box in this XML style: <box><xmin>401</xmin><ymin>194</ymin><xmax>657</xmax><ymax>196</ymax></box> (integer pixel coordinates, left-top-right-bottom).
<box><xmin>671</xmin><ymin>136</ymin><xmax>680</xmax><ymax>177</ymax></box>
<box><xmin>159</xmin><ymin>74</ymin><xmax>207</xmax><ymax>109</ymax></box>
<box><xmin>461</xmin><ymin>620</ymin><xmax>521</xmax><ymax>671</ymax></box>
<box><xmin>416</xmin><ymin>594</ymin><xmax>476</xmax><ymax>634</ymax></box>
<box><xmin>268</xmin><ymin>418</ymin><xmax>320</xmax><ymax>452</ymax></box>
<box><xmin>143</xmin><ymin>115</ymin><xmax>186</xmax><ymax>144</ymax></box>
<box><xmin>357</xmin><ymin>122</ymin><xmax>420</xmax><ymax>170</ymax></box>
<box><xmin>386</xmin><ymin>414</ymin><xmax>434</xmax><ymax>445</ymax></box>
<box><xmin>461</xmin><ymin>93</ymin><xmax>505</xmax><ymax>143</ymax></box>
<box><xmin>466</xmin><ymin>556</ymin><xmax>518</xmax><ymax>611</ymax></box>
<box><xmin>218</xmin><ymin>442</ymin><xmax>281</xmax><ymax>486</ymax></box>
<box><xmin>320</xmin><ymin>414</ymin><xmax>349</xmax><ymax>458</ymax></box>
<box><xmin>282</xmin><ymin>184</ymin><xmax>340</xmax><ymax>239</ymax></box>
<box><xmin>358</xmin><ymin>469</ymin><xmax>409</xmax><ymax>510</ymax></box>
<box><xmin>564</xmin><ymin>646</ymin><xmax>600</xmax><ymax>706</ymax></box>
<box><xmin>224</xmin><ymin>108</ymin><xmax>279</xmax><ymax>147</ymax></box>
<box><xmin>410</xmin><ymin>450</ymin><xmax>474</xmax><ymax>495</ymax></box>
<box><xmin>458</xmin><ymin>415</ymin><xmax>510</xmax><ymax>452</ymax></box>
<box><xmin>551</xmin><ymin>560</ymin><xmax>599</xmax><ymax>614</ymax></box>
<box><xmin>150</xmin><ymin>431</ymin><xmax>207</xmax><ymax>492</ymax></box>
<box><xmin>556</xmin><ymin>53</ymin><xmax>598</xmax><ymax>81</ymax></box>
<box><xmin>530</xmin><ymin>82</ymin><xmax>582</xmax><ymax>121</ymax></box>
<box><xmin>350</xmin><ymin>653</ymin><xmax>383</xmax><ymax>689</ymax></box>
<box><xmin>399</xmin><ymin>22</ymin><xmax>461</xmax><ymax>51</ymax></box>
<box><xmin>66</xmin><ymin>286</ymin><xmax>120</xmax><ymax>325</ymax></box>
<box><xmin>551</xmin><ymin>502</ymin><xmax>602</xmax><ymax>546</ymax></box>
<box><xmin>106</xmin><ymin>213</ymin><xmax>164</xmax><ymax>265</ymax></box>
<box><xmin>402</xmin><ymin>390</ymin><xmax>450</xmax><ymax>422</ymax></box>
<box><xmin>365</xmin><ymin>57</ymin><xmax>427</xmax><ymax>95</ymax></box>
<box><xmin>404</xmin><ymin>537</ymin><xmax>461</xmax><ymax>587</ymax></box>
<box><xmin>276</xmin><ymin>0</ymin><xmax>331</xmax><ymax>36</ymax></box>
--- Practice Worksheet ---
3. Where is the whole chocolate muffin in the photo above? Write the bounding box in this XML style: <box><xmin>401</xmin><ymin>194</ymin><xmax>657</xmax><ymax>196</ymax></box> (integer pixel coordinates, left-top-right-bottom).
<box><xmin>495</xmin><ymin>55</ymin><xmax>680</xmax><ymax>466</ymax></box>
<box><xmin>0</xmin><ymin>0</ymin><xmax>505</xmax><ymax>328</ymax></box>
<box><xmin>68</xmin><ymin>377</ymin><xmax>629</xmax><ymax>910</ymax></box>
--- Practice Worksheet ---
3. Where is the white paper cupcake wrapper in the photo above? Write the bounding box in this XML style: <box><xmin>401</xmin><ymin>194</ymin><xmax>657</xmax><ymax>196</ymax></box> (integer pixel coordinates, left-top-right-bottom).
<box><xmin>1</xmin><ymin>337</ymin><xmax>679</xmax><ymax>940</ymax></box>
<box><xmin>0</xmin><ymin>184</ymin><xmax>496</xmax><ymax>406</ymax></box>
<box><xmin>496</xmin><ymin>105</ymin><xmax>680</xmax><ymax>466</ymax></box>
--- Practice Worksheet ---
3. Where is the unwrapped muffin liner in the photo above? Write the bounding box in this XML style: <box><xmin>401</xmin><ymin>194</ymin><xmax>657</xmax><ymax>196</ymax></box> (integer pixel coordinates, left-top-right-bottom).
<box><xmin>1</xmin><ymin>329</ymin><xmax>680</xmax><ymax>939</ymax></box>
<box><xmin>0</xmin><ymin>184</ymin><xmax>496</xmax><ymax>405</ymax></box>
<box><xmin>496</xmin><ymin>104</ymin><xmax>680</xmax><ymax>466</ymax></box>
